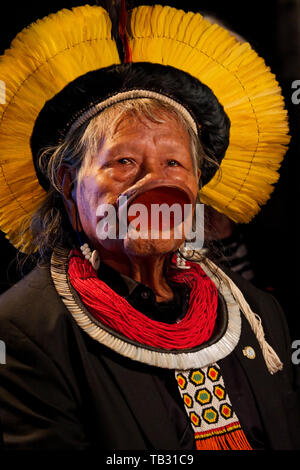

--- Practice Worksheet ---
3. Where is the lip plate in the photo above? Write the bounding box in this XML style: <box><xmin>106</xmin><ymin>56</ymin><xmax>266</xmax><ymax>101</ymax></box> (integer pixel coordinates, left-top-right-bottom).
<box><xmin>117</xmin><ymin>179</ymin><xmax>195</xmax><ymax>215</ymax></box>
<box><xmin>116</xmin><ymin>181</ymin><xmax>195</xmax><ymax>238</ymax></box>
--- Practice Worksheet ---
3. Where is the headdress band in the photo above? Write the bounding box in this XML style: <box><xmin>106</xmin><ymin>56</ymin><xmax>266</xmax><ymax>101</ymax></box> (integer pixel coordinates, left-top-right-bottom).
<box><xmin>67</xmin><ymin>89</ymin><xmax>199</xmax><ymax>138</ymax></box>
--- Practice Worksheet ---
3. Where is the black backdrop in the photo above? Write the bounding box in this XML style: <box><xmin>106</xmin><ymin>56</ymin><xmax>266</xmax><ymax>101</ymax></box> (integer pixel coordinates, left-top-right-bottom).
<box><xmin>0</xmin><ymin>0</ymin><xmax>299</xmax><ymax>339</ymax></box>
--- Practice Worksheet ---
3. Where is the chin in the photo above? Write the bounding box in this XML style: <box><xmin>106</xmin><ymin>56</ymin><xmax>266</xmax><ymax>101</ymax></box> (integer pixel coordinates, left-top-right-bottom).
<box><xmin>123</xmin><ymin>235</ymin><xmax>182</xmax><ymax>258</ymax></box>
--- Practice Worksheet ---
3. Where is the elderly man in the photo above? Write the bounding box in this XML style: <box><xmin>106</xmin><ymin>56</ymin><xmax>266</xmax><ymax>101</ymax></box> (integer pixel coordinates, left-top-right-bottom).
<box><xmin>0</xmin><ymin>3</ymin><xmax>299</xmax><ymax>450</ymax></box>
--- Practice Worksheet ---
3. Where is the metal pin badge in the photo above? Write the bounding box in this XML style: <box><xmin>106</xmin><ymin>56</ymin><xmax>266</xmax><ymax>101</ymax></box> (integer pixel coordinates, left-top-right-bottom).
<box><xmin>242</xmin><ymin>346</ymin><xmax>256</xmax><ymax>360</ymax></box>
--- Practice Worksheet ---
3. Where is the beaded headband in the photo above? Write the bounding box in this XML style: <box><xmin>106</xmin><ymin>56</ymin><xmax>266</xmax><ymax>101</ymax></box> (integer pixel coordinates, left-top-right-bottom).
<box><xmin>67</xmin><ymin>89</ymin><xmax>199</xmax><ymax>138</ymax></box>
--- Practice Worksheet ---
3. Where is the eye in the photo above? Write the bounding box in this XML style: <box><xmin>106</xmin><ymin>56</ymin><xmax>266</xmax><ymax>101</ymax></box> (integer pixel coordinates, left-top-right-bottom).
<box><xmin>117</xmin><ymin>157</ymin><xmax>134</xmax><ymax>165</ymax></box>
<box><xmin>167</xmin><ymin>159</ymin><xmax>181</xmax><ymax>167</ymax></box>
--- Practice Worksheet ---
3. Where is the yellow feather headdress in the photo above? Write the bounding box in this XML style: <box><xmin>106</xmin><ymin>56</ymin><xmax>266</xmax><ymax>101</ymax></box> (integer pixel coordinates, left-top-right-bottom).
<box><xmin>0</xmin><ymin>4</ymin><xmax>290</xmax><ymax>253</ymax></box>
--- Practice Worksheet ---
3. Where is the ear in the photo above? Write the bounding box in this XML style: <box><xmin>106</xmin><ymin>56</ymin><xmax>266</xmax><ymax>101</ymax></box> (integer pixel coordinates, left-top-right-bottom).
<box><xmin>58</xmin><ymin>165</ymin><xmax>81</xmax><ymax>231</ymax></box>
<box><xmin>197</xmin><ymin>168</ymin><xmax>202</xmax><ymax>187</ymax></box>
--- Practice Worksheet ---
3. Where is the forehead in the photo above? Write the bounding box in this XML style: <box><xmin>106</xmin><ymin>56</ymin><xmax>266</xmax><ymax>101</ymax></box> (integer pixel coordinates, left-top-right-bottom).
<box><xmin>80</xmin><ymin>100</ymin><xmax>196</xmax><ymax>171</ymax></box>
<box><xmin>111</xmin><ymin>110</ymin><xmax>189</xmax><ymax>140</ymax></box>
<box><xmin>85</xmin><ymin>98</ymin><xmax>192</xmax><ymax>144</ymax></box>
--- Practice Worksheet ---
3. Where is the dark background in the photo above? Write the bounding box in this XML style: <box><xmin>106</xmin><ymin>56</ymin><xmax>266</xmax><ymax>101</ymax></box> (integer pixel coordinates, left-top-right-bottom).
<box><xmin>0</xmin><ymin>0</ymin><xmax>299</xmax><ymax>339</ymax></box>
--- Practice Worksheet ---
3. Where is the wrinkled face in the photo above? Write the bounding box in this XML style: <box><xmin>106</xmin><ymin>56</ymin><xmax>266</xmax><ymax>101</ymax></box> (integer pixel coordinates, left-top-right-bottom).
<box><xmin>75</xmin><ymin>112</ymin><xmax>200</xmax><ymax>259</ymax></box>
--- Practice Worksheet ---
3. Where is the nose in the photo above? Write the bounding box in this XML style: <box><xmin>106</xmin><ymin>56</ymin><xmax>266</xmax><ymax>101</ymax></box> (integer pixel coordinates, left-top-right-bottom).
<box><xmin>117</xmin><ymin>150</ymin><xmax>196</xmax><ymax>213</ymax></box>
<box><xmin>135</xmin><ymin>157</ymin><xmax>165</xmax><ymax>187</ymax></box>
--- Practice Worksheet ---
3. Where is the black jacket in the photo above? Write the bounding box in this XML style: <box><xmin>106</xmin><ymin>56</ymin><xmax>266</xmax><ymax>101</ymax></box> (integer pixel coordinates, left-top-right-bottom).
<box><xmin>0</xmin><ymin>264</ymin><xmax>299</xmax><ymax>450</ymax></box>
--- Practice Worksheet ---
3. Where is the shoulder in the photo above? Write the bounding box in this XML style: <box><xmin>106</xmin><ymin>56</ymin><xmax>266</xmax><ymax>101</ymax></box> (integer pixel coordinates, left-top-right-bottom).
<box><xmin>0</xmin><ymin>265</ymin><xmax>90</xmax><ymax>449</ymax></box>
<box><xmin>223</xmin><ymin>267</ymin><xmax>290</xmax><ymax>344</ymax></box>
<box><xmin>0</xmin><ymin>263</ymin><xmax>74</xmax><ymax>355</ymax></box>
<box><xmin>0</xmin><ymin>262</ymin><xmax>64</xmax><ymax>317</ymax></box>
<box><xmin>220</xmin><ymin>266</ymin><xmax>294</xmax><ymax>375</ymax></box>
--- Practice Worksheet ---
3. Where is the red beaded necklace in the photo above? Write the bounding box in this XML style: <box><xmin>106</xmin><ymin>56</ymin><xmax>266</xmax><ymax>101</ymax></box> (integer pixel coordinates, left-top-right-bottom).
<box><xmin>68</xmin><ymin>250</ymin><xmax>218</xmax><ymax>350</ymax></box>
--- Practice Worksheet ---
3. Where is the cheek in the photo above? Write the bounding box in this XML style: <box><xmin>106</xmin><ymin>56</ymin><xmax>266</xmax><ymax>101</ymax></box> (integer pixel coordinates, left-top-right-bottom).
<box><xmin>108</xmin><ymin>165</ymin><xmax>137</xmax><ymax>182</ymax></box>
<box><xmin>184</xmin><ymin>173</ymin><xmax>200</xmax><ymax>200</ymax></box>
<box><xmin>76</xmin><ymin>176</ymin><xmax>105</xmax><ymax>228</ymax></box>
